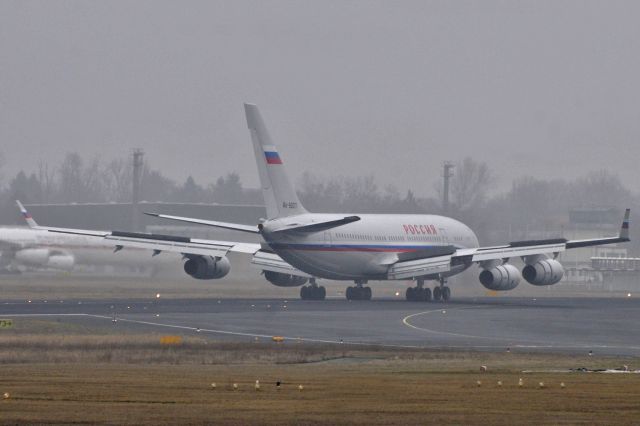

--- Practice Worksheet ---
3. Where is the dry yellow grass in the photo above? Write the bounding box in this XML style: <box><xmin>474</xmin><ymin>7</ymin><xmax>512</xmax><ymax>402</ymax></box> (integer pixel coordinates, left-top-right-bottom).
<box><xmin>1</xmin><ymin>361</ymin><xmax>640</xmax><ymax>425</ymax></box>
<box><xmin>0</xmin><ymin>334</ymin><xmax>639</xmax><ymax>424</ymax></box>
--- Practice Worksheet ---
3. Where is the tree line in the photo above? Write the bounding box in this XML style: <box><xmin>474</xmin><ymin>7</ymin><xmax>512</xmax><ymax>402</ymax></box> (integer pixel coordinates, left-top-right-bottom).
<box><xmin>0</xmin><ymin>151</ymin><xmax>636</xmax><ymax>251</ymax></box>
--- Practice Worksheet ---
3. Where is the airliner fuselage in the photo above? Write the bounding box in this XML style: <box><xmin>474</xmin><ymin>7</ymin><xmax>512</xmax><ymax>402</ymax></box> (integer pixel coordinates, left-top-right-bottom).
<box><xmin>262</xmin><ymin>213</ymin><xmax>479</xmax><ymax>280</ymax></box>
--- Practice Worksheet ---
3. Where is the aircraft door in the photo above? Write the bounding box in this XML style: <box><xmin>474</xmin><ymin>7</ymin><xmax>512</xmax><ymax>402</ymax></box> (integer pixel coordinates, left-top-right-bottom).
<box><xmin>438</xmin><ymin>228</ymin><xmax>449</xmax><ymax>244</ymax></box>
<box><xmin>323</xmin><ymin>231</ymin><xmax>332</xmax><ymax>247</ymax></box>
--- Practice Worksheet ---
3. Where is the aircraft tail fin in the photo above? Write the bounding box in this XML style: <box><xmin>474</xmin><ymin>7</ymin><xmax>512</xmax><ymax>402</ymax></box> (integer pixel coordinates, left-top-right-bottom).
<box><xmin>244</xmin><ymin>103</ymin><xmax>307</xmax><ymax>219</ymax></box>
<box><xmin>16</xmin><ymin>200</ymin><xmax>38</xmax><ymax>228</ymax></box>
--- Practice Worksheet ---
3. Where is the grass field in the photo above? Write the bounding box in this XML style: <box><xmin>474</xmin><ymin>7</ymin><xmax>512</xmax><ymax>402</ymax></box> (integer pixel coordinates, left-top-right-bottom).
<box><xmin>0</xmin><ymin>333</ymin><xmax>639</xmax><ymax>425</ymax></box>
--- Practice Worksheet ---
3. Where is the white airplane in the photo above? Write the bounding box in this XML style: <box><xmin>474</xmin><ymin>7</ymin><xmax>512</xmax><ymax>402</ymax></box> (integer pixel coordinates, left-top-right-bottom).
<box><xmin>0</xmin><ymin>201</ymin><xmax>180</xmax><ymax>273</ymax></box>
<box><xmin>30</xmin><ymin>104</ymin><xmax>631</xmax><ymax>301</ymax></box>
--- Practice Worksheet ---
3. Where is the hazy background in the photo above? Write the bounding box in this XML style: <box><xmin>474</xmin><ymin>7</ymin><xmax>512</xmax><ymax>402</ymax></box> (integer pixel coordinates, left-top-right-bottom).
<box><xmin>2</xmin><ymin>0</ymin><xmax>640</xmax><ymax>197</ymax></box>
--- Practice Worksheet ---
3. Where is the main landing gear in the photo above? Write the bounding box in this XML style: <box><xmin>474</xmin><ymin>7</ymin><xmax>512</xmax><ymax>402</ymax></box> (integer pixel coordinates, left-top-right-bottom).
<box><xmin>346</xmin><ymin>280</ymin><xmax>372</xmax><ymax>301</ymax></box>
<box><xmin>406</xmin><ymin>278</ymin><xmax>432</xmax><ymax>301</ymax></box>
<box><xmin>300</xmin><ymin>278</ymin><xmax>326</xmax><ymax>300</ymax></box>
<box><xmin>406</xmin><ymin>277</ymin><xmax>451</xmax><ymax>302</ymax></box>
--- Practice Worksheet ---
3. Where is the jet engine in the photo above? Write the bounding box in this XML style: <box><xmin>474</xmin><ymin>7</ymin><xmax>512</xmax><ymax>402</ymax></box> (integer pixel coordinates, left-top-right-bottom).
<box><xmin>15</xmin><ymin>248</ymin><xmax>50</xmax><ymax>266</ymax></box>
<box><xmin>183</xmin><ymin>256</ymin><xmax>231</xmax><ymax>280</ymax></box>
<box><xmin>479</xmin><ymin>264</ymin><xmax>521</xmax><ymax>291</ymax></box>
<box><xmin>263</xmin><ymin>270</ymin><xmax>308</xmax><ymax>287</ymax></box>
<box><xmin>14</xmin><ymin>248</ymin><xmax>74</xmax><ymax>271</ymax></box>
<box><xmin>46</xmin><ymin>254</ymin><xmax>74</xmax><ymax>271</ymax></box>
<box><xmin>522</xmin><ymin>258</ymin><xmax>564</xmax><ymax>286</ymax></box>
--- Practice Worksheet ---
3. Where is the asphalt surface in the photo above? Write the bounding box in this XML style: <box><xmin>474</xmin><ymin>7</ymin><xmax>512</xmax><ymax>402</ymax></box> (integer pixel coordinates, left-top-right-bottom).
<box><xmin>2</xmin><ymin>296</ymin><xmax>640</xmax><ymax>356</ymax></box>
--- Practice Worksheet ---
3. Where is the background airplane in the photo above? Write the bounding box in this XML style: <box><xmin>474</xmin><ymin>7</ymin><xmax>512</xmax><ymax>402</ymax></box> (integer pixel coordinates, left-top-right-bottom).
<box><xmin>0</xmin><ymin>201</ymin><xmax>180</xmax><ymax>274</ymax></box>
<box><xmin>30</xmin><ymin>104</ymin><xmax>631</xmax><ymax>301</ymax></box>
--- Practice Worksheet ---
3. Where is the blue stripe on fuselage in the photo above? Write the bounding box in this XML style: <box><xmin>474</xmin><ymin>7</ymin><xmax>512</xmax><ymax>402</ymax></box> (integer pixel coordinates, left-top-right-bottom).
<box><xmin>267</xmin><ymin>242</ymin><xmax>439</xmax><ymax>252</ymax></box>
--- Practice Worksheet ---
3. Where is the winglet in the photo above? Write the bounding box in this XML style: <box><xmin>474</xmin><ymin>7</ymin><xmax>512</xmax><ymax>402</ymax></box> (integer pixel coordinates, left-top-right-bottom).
<box><xmin>16</xmin><ymin>200</ymin><xmax>38</xmax><ymax>228</ymax></box>
<box><xmin>619</xmin><ymin>208</ymin><xmax>631</xmax><ymax>240</ymax></box>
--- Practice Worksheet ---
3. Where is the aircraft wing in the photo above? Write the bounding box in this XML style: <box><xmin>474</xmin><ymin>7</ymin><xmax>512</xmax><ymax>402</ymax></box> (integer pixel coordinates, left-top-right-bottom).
<box><xmin>16</xmin><ymin>200</ymin><xmax>307</xmax><ymax>278</ymax></box>
<box><xmin>38</xmin><ymin>227</ymin><xmax>306</xmax><ymax>277</ymax></box>
<box><xmin>388</xmin><ymin>209</ymin><xmax>630</xmax><ymax>280</ymax></box>
<box><xmin>45</xmin><ymin>226</ymin><xmax>309</xmax><ymax>276</ymax></box>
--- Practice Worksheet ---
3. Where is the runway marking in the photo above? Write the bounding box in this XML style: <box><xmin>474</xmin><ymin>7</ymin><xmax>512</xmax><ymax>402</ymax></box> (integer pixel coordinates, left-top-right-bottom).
<box><xmin>2</xmin><ymin>313</ymin><xmax>424</xmax><ymax>348</ymax></box>
<box><xmin>5</xmin><ymin>313</ymin><xmax>640</xmax><ymax>353</ymax></box>
<box><xmin>402</xmin><ymin>306</ymin><xmax>504</xmax><ymax>340</ymax></box>
<box><xmin>401</xmin><ymin>307</ymin><xmax>640</xmax><ymax>351</ymax></box>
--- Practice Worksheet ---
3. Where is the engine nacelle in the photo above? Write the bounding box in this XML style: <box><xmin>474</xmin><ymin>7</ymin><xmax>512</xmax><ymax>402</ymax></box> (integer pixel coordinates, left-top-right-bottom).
<box><xmin>183</xmin><ymin>256</ymin><xmax>231</xmax><ymax>280</ymax></box>
<box><xmin>47</xmin><ymin>254</ymin><xmax>74</xmax><ymax>271</ymax></box>
<box><xmin>15</xmin><ymin>248</ymin><xmax>51</xmax><ymax>266</ymax></box>
<box><xmin>263</xmin><ymin>270</ymin><xmax>308</xmax><ymax>287</ymax></box>
<box><xmin>523</xmin><ymin>259</ymin><xmax>564</xmax><ymax>286</ymax></box>
<box><xmin>479</xmin><ymin>264</ymin><xmax>521</xmax><ymax>291</ymax></box>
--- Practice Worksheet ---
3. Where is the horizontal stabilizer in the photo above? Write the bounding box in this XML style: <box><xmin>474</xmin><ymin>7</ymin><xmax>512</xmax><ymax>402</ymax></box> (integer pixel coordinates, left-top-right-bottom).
<box><xmin>272</xmin><ymin>216</ymin><xmax>361</xmax><ymax>233</ymax></box>
<box><xmin>144</xmin><ymin>212</ymin><xmax>259</xmax><ymax>234</ymax></box>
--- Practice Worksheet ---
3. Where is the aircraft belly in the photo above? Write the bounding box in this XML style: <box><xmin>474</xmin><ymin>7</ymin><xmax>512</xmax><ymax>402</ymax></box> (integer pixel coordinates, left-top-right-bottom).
<box><xmin>275</xmin><ymin>249</ymin><xmax>386</xmax><ymax>280</ymax></box>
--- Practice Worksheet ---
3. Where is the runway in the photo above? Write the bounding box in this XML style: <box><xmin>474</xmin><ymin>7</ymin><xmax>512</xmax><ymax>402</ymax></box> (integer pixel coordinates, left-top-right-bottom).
<box><xmin>2</xmin><ymin>296</ymin><xmax>640</xmax><ymax>356</ymax></box>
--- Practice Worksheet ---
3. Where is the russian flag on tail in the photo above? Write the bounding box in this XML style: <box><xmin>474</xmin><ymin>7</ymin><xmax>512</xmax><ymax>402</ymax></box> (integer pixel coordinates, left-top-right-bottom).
<box><xmin>263</xmin><ymin>145</ymin><xmax>282</xmax><ymax>165</ymax></box>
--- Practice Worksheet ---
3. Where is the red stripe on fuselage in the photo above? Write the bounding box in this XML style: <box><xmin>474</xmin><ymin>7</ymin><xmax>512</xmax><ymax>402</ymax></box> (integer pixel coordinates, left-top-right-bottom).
<box><xmin>278</xmin><ymin>247</ymin><xmax>421</xmax><ymax>253</ymax></box>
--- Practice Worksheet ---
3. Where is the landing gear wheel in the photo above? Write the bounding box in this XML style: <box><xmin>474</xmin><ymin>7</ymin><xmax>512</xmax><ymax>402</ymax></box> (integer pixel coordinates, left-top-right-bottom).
<box><xmin>424</xmin><ymin>287</ymin><xmax>432</xmax><ymax>302</ymax></box>
<box><xmin>405</xmin><ymin>287</ymin><xmax>415</xmax><ymax>301</ymax></box>
<box><xmin>433</xmin><ymin>286</ymin><xmax>442</xmax><ymax>301</ymax></box>
<box><xmin>317</xmin><ymin>286</ymin><xmax>326</xmax><ymax>300</ymax></box>
<box><xmin>301</xmin><ymin>285</ymin><xmax>326</xmax><ymax>300</ymax></box>
<box><xmin>346</xmin><ymin>286</ymin><xmax>372</xmax><ymax>301</ymax></box>
<box><xmin>346</xmin><ymin>286</ymin><xmax>354</xmax><ymax>300</ymax></box>
<box><xmin>441</xmin><ymin>286</ymin><xmax>451</xmax><ymax>301</ymax></box>
<box><xmin>406</xmin><ymin>287</ymin><xmax>430</xmax><ymax>301</ymax></box>
<box><xmin>363</xmin><ymin>286</ymin><xmax>372</xmax><ymax>300</ymax></box>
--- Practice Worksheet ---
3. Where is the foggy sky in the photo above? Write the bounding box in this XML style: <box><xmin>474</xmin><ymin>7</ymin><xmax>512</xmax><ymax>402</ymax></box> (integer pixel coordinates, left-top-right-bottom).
<box><xmin>1</xmin><ymin>0</ymin><xmax>640</xmax><ymax>197</ymax></box>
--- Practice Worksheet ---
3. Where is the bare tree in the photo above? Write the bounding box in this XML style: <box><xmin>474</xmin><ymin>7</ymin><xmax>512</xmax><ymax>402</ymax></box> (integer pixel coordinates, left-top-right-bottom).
<box><xmin>37</xmin><ymin>161</ymin><xmax>56</xmax><ymax>204</ymax></box>
<box><xmin>0</xmin><ymin>151</ymin><xmax>4</xmax><ymax>189</ymax></box>
<box><xmin>104</xmin><ymin>158</ymin><xmax>132</xmax><ymax>202</ymax></box>
<box><xmin>57</xmin><ymin>153</ymin><xmax>107</xmax><ymax>202</ymax></box>
<box><xmin>450</xmin><ymin>157</ymin><xmax>493</xmax><ymax>212</ymax></box>
<box><xmin>140</xmin><ymin>166</ymin><xmax>177</xmax><ymax>202</ymax></box>
<box><xmin>210</xmin><ymin>172</ymin><xmax>244</xmax><ymax>204</ymax></box>
<box><xmin>570</xmin><ymin>170</ymin><xmax>631</xmax><ymax>208</ymax></box>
